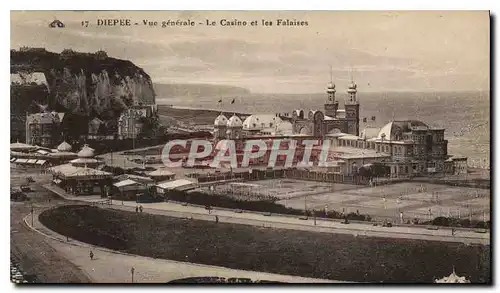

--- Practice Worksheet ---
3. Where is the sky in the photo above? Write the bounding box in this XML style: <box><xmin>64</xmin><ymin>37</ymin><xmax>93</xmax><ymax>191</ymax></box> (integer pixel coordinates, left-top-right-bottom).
<box><xmin>11</xmin><ymin>11</ymin><xmax>490</xmax><ymax>93</ymax></box>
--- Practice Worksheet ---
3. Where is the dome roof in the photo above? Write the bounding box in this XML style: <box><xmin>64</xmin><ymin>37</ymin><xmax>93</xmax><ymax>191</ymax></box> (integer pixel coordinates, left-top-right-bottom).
<box><xmin>227</xmin><ymin>114</ymin><xmax>243</xmax><ymax>128</ymax></box>
<box><xmin>361</xmin><ymin>127</ymin><xmax>381</xmax><ymax>140</ymax></box>
<box><xmin>57</xmin><ymin>141</ymin><xmax>72</xmax><ymax>152</ymax></box>
<box><xmin>274</xmin><ymin>120</ymin><xmax>293</xmax><ymax>135</ymax></box>
<box><xmin>214</xmin><ymin>114</ymin><xmax>228</xmax><ymax>127</ymax></box>
<box><xmin>348</xmin><ymin>82</ymin><xmax>357</xmax><ymax>89</ymax></box>
<box><xmin>327</xmin><ymin>82</ymin><xmax>336</xmax><ymax>90</ymax></box>
<box><xmin>377</xmin><ymin>120</ymin><xmax>429</xmax><ymax>140</ymax></box>
<box><xmin>243</xmin><ymin>114</ymin><xmax>282</xmax><ymax>131</ymax></box>
<box><xmin>77</xmin><ymin>144</ymin><xmax>95</xmax><ymax>158</ymax></box>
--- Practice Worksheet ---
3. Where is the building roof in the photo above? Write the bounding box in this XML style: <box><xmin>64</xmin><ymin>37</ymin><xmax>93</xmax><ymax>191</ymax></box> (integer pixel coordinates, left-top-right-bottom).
<box><xmin>70</xmin><ymin>158</ymin><xmax>101</xmax><ymax>165</ymax></box>
<box><xmin>77</xmin><ymin>144</ymin><xmax>95</xmax><ymax>158</ymax></box>
<box><xmin>323</xmin><ymin>115</ymin><xmax>338</xmax><ymax>121</ymax></box>
<box><xmin>113</xmin><ymin>179</ymin><xmax>142</xmax><ymax>188</ymax></box>
<box><xmin>345</xmin><ymin>135</ymin><xmax>362</xmax><ymax>140</ymax></box>
<box><xmin>50</xmin><ymin>151</ymin><xmax>77</xmax><ymax>157</ymax></box>
<box><xmin>10</xmin><ymin>141</ymin><xmax>37</xmax><ymax>151</ymax></box>
<box><xmin>242</xmin><ymin>114</ymin><xmax>282</xmax><ymax>131</ymax></box>
<box><xmin>214</xmin><ymin>114</ymin><xmax>228</xmax><ymax>127</ymax></box>
<box><xmin>11</xmin><ymin>151</ymin><xmax>46</xmax><ymax>159</ymax></box>
<box><xmin>156</xmin><ymin>179</ymin><xmax>196</xmax><ymax>190</ymax></box>
<box><xmin>48</xmin><ymin>164</ymin><xmax>111</xmax><ymax>179</ymax></box>
<box><xmin>360</xmin><ymin>127</ymin><xmax>380</xmax><ymax>140</ymax></box>
<box><xmin>328</xmin><ymin>146</ymin><xmax>391</xmax><ymax>159</ymax></box>
<box><xmin>36</xmin><ymin>149</ymin><xmax>51</xmax><ymax>155</ymax></box>
<box><xmin>377</xmin><ymin>120</ymin><xmax>429</xmax><ymax>140</ymax></box>
<box><xmin>148</xmin><ymin>168</ymin><xmax>175</xmax><ymax>177</ymax></box>
<box><xmin>57</xmin><ymin>141</ymin><xmax>71</xmax><ymax>152</ymax></box>
<box><xmin>115</xmin><ymin>174</ymin><xmax>155</xmax><ymax>184</ymax></box>
<box><xmin>273</xmin><ymin>120</ymin><xmax>294</xmax><ymax>135</ymax></box>
<box><xmin>227</xmin><ymin>114</ymin><xmax>243</xmax><ymax>128</ymax></box>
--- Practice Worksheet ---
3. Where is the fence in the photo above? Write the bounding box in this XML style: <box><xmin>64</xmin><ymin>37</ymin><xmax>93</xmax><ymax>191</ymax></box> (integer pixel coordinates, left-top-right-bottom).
<box><xmin>195</xmin><ymin>168</ymin><xmax>375</xmax><ymax>185</ymax></box>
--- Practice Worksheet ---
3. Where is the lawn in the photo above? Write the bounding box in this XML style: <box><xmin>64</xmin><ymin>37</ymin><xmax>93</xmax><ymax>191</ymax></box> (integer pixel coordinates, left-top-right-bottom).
<box><xmin>39</xmin><ymin>205</ymin><xmax>490</xmax><ymax>283</ymax></box>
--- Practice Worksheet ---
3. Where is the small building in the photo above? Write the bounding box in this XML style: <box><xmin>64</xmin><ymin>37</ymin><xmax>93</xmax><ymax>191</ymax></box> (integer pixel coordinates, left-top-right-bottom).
<box><xmin>115</xmin><ymin>174</ymin><xmax>155</xmax><ymax>185</ymax></box>
<box><xmin>48</xmin><ymin>141</ymin><xmax>78</xmax><ymax>164</ymax></box>
<box><xmin>155</xmin><ymin>179</ymin><xmax>197</xmax><ymax>194</ymax></box>
<box><xmin>48</xmin><ymin>164</ymin><xmax>112</xmax><ymax>196</ymax></box>
<box><xmin>69</xmin><ymin>144</ymin><xmax>102</xmax><ymax>168</ymax></box>
<box><xmin>88</xmin><ymin>117</ymin><xmax>104</xmax><ymax>138</ymax></box>
<box><xmin>25</xmin><ymin>112</ymin><xmax>62</xmax><ymax>147</ymax></box>
<box><xmin>117</xmin><ymin>109</ymin><xmax>146</xmax><ymax>139</ymax></box>
<box><xmin>147</xmin><ymin>168</ymin><xmax>176</xmax><ymax>182</ymax></box>
<box><xmin>112</xmin><ymin>179</ymin><xmax>149</xmax><ymax>200</ymax></box>
<box><xmin>10</xmin><ymin>141</ymin><xmax>37</xmax><ymax>152</ymax></box>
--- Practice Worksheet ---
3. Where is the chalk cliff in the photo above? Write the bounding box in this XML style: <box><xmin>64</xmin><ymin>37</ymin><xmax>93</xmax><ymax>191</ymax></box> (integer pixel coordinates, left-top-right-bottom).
<box><xmin>10</xmin><ymin>48</ymin><xmax>156</xmax><ymax>141</ymax></box>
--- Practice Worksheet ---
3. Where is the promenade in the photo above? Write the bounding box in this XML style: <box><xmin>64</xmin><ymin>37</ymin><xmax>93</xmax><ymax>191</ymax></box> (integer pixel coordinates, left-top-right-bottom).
<box><xmin>25</xmin><ymin>209</ymin><xmax>336</xmax><ymax>283</ymax></box>
<box><xmin>44</xmin><ymin>184</ymin><xmax>490</xmax><ymax>245</ymax></box>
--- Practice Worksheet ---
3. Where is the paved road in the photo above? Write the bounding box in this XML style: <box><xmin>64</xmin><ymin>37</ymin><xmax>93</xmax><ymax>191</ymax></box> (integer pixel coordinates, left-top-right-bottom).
<box><xmin>26</xmin><ymin>209</ymin><xmax>336</xmax><ymax>283</ymax></box>
<box><xmin>10</xmin><ymin>198</ymin><xmax>91</xmax><ymax>283</ymax></box>
<box><xmin>44</xmin><ymin>185</ymin><xmax>490</xmax><ymax>245</ymax></box>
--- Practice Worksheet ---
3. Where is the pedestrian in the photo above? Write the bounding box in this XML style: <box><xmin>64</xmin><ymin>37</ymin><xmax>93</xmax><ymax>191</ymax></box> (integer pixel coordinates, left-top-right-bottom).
<box><xmin>89</xmin><ymin>250</ymin><xmax>94</xmax><ymax>261</ymax></box>
<box><xmin>66</xmin><ymin>235</ymin><xmax>69</xmax><ymax>242</ymax></box>
<box><xmin>139</xmin><ymin>205</ymin><xmax>143</xmax><ymax>213</ymax></box>
<box><xmin>135</xmin><ymin>206</ymin><xmax>138</xmax><ymax>213</ymax></box>
<box><xmin>215</xmin><ymin>215</ymin><xmax>219</xmax><ymax>223</ymax></box>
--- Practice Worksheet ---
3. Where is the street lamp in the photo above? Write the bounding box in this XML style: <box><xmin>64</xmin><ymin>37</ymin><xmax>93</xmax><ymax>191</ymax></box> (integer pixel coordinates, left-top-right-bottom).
<box><xmin>30</xmin><ymin>204</ymin><xmax>34</xmax><ymax>226</ymax></box>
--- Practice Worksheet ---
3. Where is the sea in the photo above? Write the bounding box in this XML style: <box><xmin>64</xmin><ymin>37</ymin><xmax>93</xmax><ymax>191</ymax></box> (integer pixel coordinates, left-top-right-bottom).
<box><xmin>157</xmin><ymin>91</ymin><xmax>490</xmax><ymax>168</ymax></box>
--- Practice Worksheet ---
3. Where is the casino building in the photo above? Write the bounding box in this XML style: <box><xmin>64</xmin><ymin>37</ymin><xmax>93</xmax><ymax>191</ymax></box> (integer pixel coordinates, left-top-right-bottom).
<box><xmin>211</xmin><ymin>79</ymin><xmax>468</xmax><ymax>178</ymax></box>
<box><xmin>291</xmin><ymin>81</ymin><xmax>360</xmax><ymax>137</ymax></box>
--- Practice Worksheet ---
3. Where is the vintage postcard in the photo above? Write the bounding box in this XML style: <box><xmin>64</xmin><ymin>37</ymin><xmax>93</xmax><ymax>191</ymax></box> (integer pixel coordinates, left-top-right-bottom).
<box><xmin>10</xmin><ymin>11</ymin><xmax>490</xmax><ymax>284</ymax></box>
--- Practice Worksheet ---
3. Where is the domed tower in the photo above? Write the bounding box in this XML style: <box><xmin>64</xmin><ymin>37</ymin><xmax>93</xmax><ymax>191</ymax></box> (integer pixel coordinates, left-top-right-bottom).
<box><xmin>226</xmin><ymin>114</ymin><xmax>243</xmax><ymax>139</ymax></box>
<box><xmin>214</xmin><ymin>113</ymin><xmax>228</xmax><ymax>140</ymax></box>
<box><xmin>324</xmin><ymin>82</ymin><xmax>339</xmax><ymax>118</ymax></box>
<box><xmin>345</xmin><ymin>80</ymin><xmax>360</xmax><ymax>136</ymax></box>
